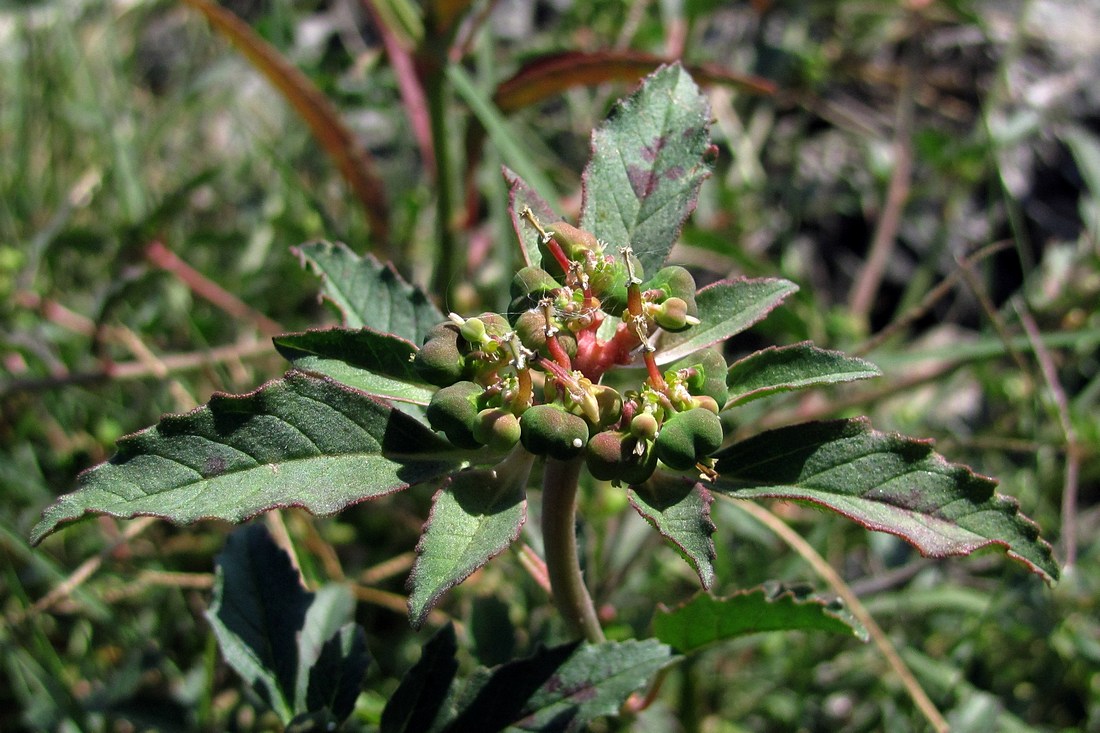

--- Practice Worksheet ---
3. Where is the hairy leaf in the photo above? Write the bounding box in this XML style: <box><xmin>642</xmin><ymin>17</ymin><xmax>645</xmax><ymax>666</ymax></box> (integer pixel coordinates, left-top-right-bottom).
<box><xmin>657</xmin><ymin>277</ymin><xmax>799</xmax><ymax>364</ymax></box>
<box><xmin>442</xmin><ymin>639</ymin><xmax>675</xmax><ymax>733</ymax></box>
<box><xmin>506</xmin><ymin>167</ymin><xmax>559</xmax><ymax>269</ymax></box>
<box><xmin>653</xmin><ymin>587</ymin><xmax>867</xmax><ymax>653</ymax></box>
<box><xmin>381</xmin><ymin>625</ymin><xmax>459</xmax><ymax>733</ymax></box>
<box><xmin>629</xmin><ymin>474</ymin><xmax>716</xmax><ymax>589</ymax></box>
<box><xmin>206</xmin><ymin>525</ymin><xmax>370</xmax><ymax>725</ymax></box>
<box><xmin>725</xmin><ymin>342</ymin><xmax>881</xmax><ymax>407</ymax></box>
<box><xmin>712</xmin><ymin>418</ymin><xmax>1059</xmax><ymax>582</ymax></box>
<box><xmin>293</xmin><ymin>240</ymin><xmax>443</xmax><ymax>339</ymax></box>
<box><xmin>31</xmin><ymin>372</ymin><xmax>457</xmax><ymax>544</ymax></box>
<box><xmin>408</xmin><ymin>451</ymin><xmax>535</xmax><ymax>628</ymax></box>
<box><xmin>580</xmin><ymin>63</ymin><xmax>713</xmax><ymax>274</ymax></box>
<box><xmin>275</xmin><ymin>327</ymin><xmax>434</xmax><ymax>405</ymax></box>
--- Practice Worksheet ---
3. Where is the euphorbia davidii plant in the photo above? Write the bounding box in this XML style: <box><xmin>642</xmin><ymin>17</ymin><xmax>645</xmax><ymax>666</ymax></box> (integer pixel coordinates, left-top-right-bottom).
<box><xmin>31</xmin><ymin>65</ymin><xmax>1058</xmax><ymax>730</ymax></box>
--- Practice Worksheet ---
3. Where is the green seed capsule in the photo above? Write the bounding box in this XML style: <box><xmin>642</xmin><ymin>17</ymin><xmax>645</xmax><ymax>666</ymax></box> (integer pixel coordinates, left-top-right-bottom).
<box><xmin>520</xmin><ymin>404</ymin><xmax>590</xmax><ymax>459</ymax></box>
<box><xmin>472</xmin><ymin>407</ymin><xmax>522</xmax><ymax>452</ymax></box>
<box><xmin>413</xmin><ymin>324</ymin><xmax>466</xmax><ymax>386</ymax></box>
<box><xmin>585</xmin><ymin>430</ymin><xmax>657</xmax><ymax>485</ymax></box>
<box><xmin>426</xmin><ymin>381</ymin><xmax>482</xmax><ymax>448</ymax></box>
<box><xmin>654</xmin><ymin>407</ymin><xmax>724</xmax><ymax>471</ymax></box>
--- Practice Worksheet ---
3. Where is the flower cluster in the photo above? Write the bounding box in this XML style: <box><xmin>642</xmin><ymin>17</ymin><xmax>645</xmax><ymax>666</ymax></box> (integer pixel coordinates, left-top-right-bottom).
<box><xmin>413</xmin><ymin>210</ymin><xmax>727</xmax><ymax>484</ymax></box>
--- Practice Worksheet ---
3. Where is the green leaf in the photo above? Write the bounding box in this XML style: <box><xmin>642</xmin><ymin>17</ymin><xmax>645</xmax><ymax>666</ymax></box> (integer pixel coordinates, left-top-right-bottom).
<box><xmin>628</xmin><ymin>474</ymin><xmax>716</xmax><ymax>589</ymax></box>
<box><xmin>579</xmin><ymin>63</ymin><xmax>713</xmax><ymax>274</ymax></box>
<box><xmin>656</xmin><ymin>277</ymin><xmax>799</xmax><ymax>365</ymax></box>
<box><xmin>653</xmin><ymin>587</ymin><xmax>867</xmax><ymax>654</ymax></box>
<box><xmin>441</xmin><ymin>639</ymin><xmax>675</xmax><ymax>732</ymax></box>
<box><xmin>275</xmin><ymin>327</ymin><xmax>434</xmax><ymax>406</ymax></box>
<box><xmin>381</xmin><ymin>625</ymin><xmax>459</xmax><ymax>733</ymax></box>
<box><xmin>407</xmin><ymin>450</ymin><xmax>535</xmax><ymax>628</ymax></box>
<box><xmin>293</xmin><ymin>240</ymin><xmax>444</xmax><ymax>340</ymax></box>
<box><xmin>206</xmin><ymin>525</ymin><xmax>371</xmax><ymax>725</ymax></box>
<box><xmin>505</xmin><ymin>167</ymin><xmax>558</xmax><ymax>268</ymax></box>
<box><xmin>30</xmin><ymin>372</ymin><xmax>458</xmax><ymax>544</ymax></box>
<box><xmin>712</xmin><ymin>418</ymin><xmax>1060</xmax><ymax>583</ymax></box>
<box><xmin>725</xmin><ymin>341</ymin><xmax>881</xmax><ymax>407</ymax></box>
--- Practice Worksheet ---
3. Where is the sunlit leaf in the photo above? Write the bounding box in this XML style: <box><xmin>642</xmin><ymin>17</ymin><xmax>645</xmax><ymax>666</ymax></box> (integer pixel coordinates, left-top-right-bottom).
<box><xmin>653</xmin><ymin>587</ymin><xmax>867</xmax><ymax>654</ymax></box>
<box><xmin>407</xmin><ymin>451</ymin><xmax>535</xmax><ymax>628</ymax></box>
<box><xmin>31</xmin><ymin>372</ymin><xmax>457</xmax><ymax>544</ymax></box>
<box><xmin>725</xmin><ymin>342</ymin><xmax>881</xmax><ymax>407</ymax></box>
<box><xmin>629</xmin><ymin>474</ymin><xmax>716</xmax><ymax>589</ymax></box>
<box><xmin>580</xmin><ymin>63</ymin><xmax>714</xmax><ymax>274</ymax></box>
<box><xmin>656</xmin><ymin>277</ymin><xmax>799</xmax><ymax>364</ymax></box>
<box><xmin>293</xmin><ymin>240</ymin><xmax>444</xmax><ymax>340</ymax></box>
<box><xmin>712</xmin><ymin>418</ymin><xmax>1060</xmax><ymax>582</ymax></box>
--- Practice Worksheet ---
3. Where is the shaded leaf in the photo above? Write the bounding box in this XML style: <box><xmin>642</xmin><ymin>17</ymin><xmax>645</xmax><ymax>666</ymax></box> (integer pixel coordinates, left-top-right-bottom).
<box><xmin>293</xmin><ymin>240</ymin><xmax>444</xmax><ymax>339</ymax></box>
<box><xmin>725</xmin><ymin>341</ymin><xmax>881</xmax><ymax>407</ymax></box>
<box><xmin>442</xmin><ymin>639</ymin><xmax>675</xmax><ymax>733</ymax></box>
<box><xmin>300</xmin><ymin>587</ymin><xmax>370</xmax><ymax>722</ymax></box>
<box><xmin>506</xmin><ymin>167</ymin><xmax>559</xmax><ymax>268</ymax></box>
<box><xmin>275</xmin><ymin>327</ymin><xmax>434</xmax><ymax>406</ymax></box>
<box><xmin>408</xmin><ymin>451</ymin><xmax>535</xmax><ymax>628</ymax></box>
<box><xmin>180</xmin><ymin>0</ymin><xmax>389</xmax><ymax>242</ymax></box>
<box><xmin>653</xmin><ymin>587</ymin><xmax>867</xmax><ymax>654</ymax></box>
<box><xmin>657</xmin><ymin>278</ymin><xmax>800</xmax><ymax>364</ymax></box>
<box><xmin>712</xmin><ymin>418</ymin><xmax>1060</xmax><ymax>582</ymax></box>
<box><xmin>580</xmin><ymin>63</ymin><xmax>713</xmax><ymax>274</ymax></box>
<box><xmin>31</xmin><ymin>372</ymin><xmax>458</xmax><ymax>544</ymax></box>
<box><xmin>494</xmin><ymin>51</ymin><xmax>775</xmax><ymax>114</ymax></box>
<box><xmin>629</xmin><ymin>474</ymin><xmax>716</xmax><ymax>589</ymax></box>
<box><xmin>381</xmin><ymin>625</ymin><xmax>460</xmax><ymax>733</ymax></box>
<box><xmin>206</xmin><ymin>525</ymin><xmax>371</xmax><ymax>725</ymax></box>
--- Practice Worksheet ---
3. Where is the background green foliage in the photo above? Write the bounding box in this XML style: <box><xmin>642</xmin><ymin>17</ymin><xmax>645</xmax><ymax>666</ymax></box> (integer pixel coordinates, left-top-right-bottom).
<box><xmin>1</xmin><ymin>0</ymin><xmax>1097</xmax><ymax>730</ymax></box>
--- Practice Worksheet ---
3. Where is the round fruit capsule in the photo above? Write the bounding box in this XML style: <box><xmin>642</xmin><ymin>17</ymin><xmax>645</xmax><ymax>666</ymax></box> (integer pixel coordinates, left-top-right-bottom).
<box><xmin>514</xmin><ymin>309</ymin><xmax>577</xmax><ymax>360</ymax></box>
<box><xmin>654</xmin><ymin>407</ymin><xmax>724</xmax><ymax>471</ymax></box>
<box><xmin>472</xmin><ymin>407</ymin><xmax>522</xmax><ymax>452</ymax></box>
<box><xmin>426</xmin><ymin>381</ymin><xmax>482</xmax><ymax>448</ymax></box>
<box><xmin>413</xmin><ymin>324</ymin><xmax>466</xmax><ymax>386</ymax></box>
<box><xmin>669</xmin><ymin>348</ymin><xmax>729</xmax><ymax>408</ymax></box>
<box><xmin>585</xmin><ymin>430</ymin><xmax>658</xmax><ymax>485</ymax></box>
<box><xmin>653</xmin><ymin>296</ymin><xmax>692</xmax><ymax>332</ymax></box>
<box><xmin>510</xmin><ymin>266</ymin><xmax>560</xmax><ymax>311</ymax></box>
<box><xmin>520</xmin><ymin>404</ymin><xmax>590</xmax><ymax>460</ymax></box>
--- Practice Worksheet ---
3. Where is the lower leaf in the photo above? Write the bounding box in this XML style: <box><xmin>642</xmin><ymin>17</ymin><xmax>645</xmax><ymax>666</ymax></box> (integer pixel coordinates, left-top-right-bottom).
<box><xmin>628</xmin><ymin>473</ymin><xmax>716</xmax><ymax>589</ymax></box>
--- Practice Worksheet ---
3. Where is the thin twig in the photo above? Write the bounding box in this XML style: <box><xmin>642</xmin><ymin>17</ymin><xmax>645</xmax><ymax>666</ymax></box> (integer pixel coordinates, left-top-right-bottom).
<box><xmin>17</xmin><ymin>517</ymin><xmax>159</xmax><ymax>626</ymax></box>
<box><xmin>1</xmin><ymin>337</ymin><xmax>277</xmax><ymax>396</ymax></box>
<box><xmin>855</xmin><ymin>240</ymin><xmax>1013</xmax><ymax>357</ymax></box>
<box><xmin>1016</xmin><ymin>301</ymin><xmax>1080</xmax><ymax>568</ymax></box>
<box><xmin>726</xmin><ymin>498</ymin><xmax>950</xmax><ymax>733</ymax></box>
<box><xmin>848</xmin><ymin>62</ymin><xmax>915</xmax><ymax>326</ymax></box>
<box><xmin>145</xmin><ymin>240</ymin><xmax>284</xmax><ymax>336</ymax></box>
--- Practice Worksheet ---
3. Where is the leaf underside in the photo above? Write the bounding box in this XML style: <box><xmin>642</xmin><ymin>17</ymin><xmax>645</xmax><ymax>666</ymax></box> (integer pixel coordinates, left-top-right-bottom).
<box><xmin>407</xmin><ymin>456</ymin><xmax>533</xmax><ymax>628</ymax></box>
<box><xmin>653</xmin><ymin>587</ymin><xmax>867</xmax><ymax>654</ymax></box>
<box><xmin>207</xmin><ymin>525</ymin><xmax>369</xmax><ymax>725</ymax></box>
<box><xmin>580</xmin><ymin>63</ymin><xmax>713</xmax><ymax>274</ymax></box>
<box><xmin>628</xmin><ymin>474</ymin><xmax>716</xmax><ymax>589</ymax></box>
<box><xmin>712</xmin><ymin>418</ymin><xmax>1060</xmax><ymax>583</ymax></box>
<box><xmin>293</xmin><ymin>240</ymin><xmax>444</xmax><ymax>340</ymax></box>
<box><xmin>656</xmin><ymin>277</ymin><xmax>799</xmax><ymax>364</ymax></box>
<box><xmin>725</xmin><ymin>341</ymin><xmax>881</xmax><ymax>407</ymax></box>
<box><xmin>31</xmin><ymin>372</ymin><xmax>458</xmax><ymax>544</ymax></box>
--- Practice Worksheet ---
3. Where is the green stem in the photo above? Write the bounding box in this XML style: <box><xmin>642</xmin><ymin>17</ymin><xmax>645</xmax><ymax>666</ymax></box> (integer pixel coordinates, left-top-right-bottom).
<box><xmin>424</xmin><ymin>63</ymin><xmax>457</xmax><ymax>299</ymax></box>
<box><xmin>541</xmin><ymin>456</ymin><xmax>606</xmax><ymax>643</ymax></box>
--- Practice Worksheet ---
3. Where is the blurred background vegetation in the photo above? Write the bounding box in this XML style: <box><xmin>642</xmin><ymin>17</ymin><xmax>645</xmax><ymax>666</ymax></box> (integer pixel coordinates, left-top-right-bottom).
<box><xmin>1</xmin><ymin>0</ymin><xmax>1097</xmax><ymax>730</ymax></box>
